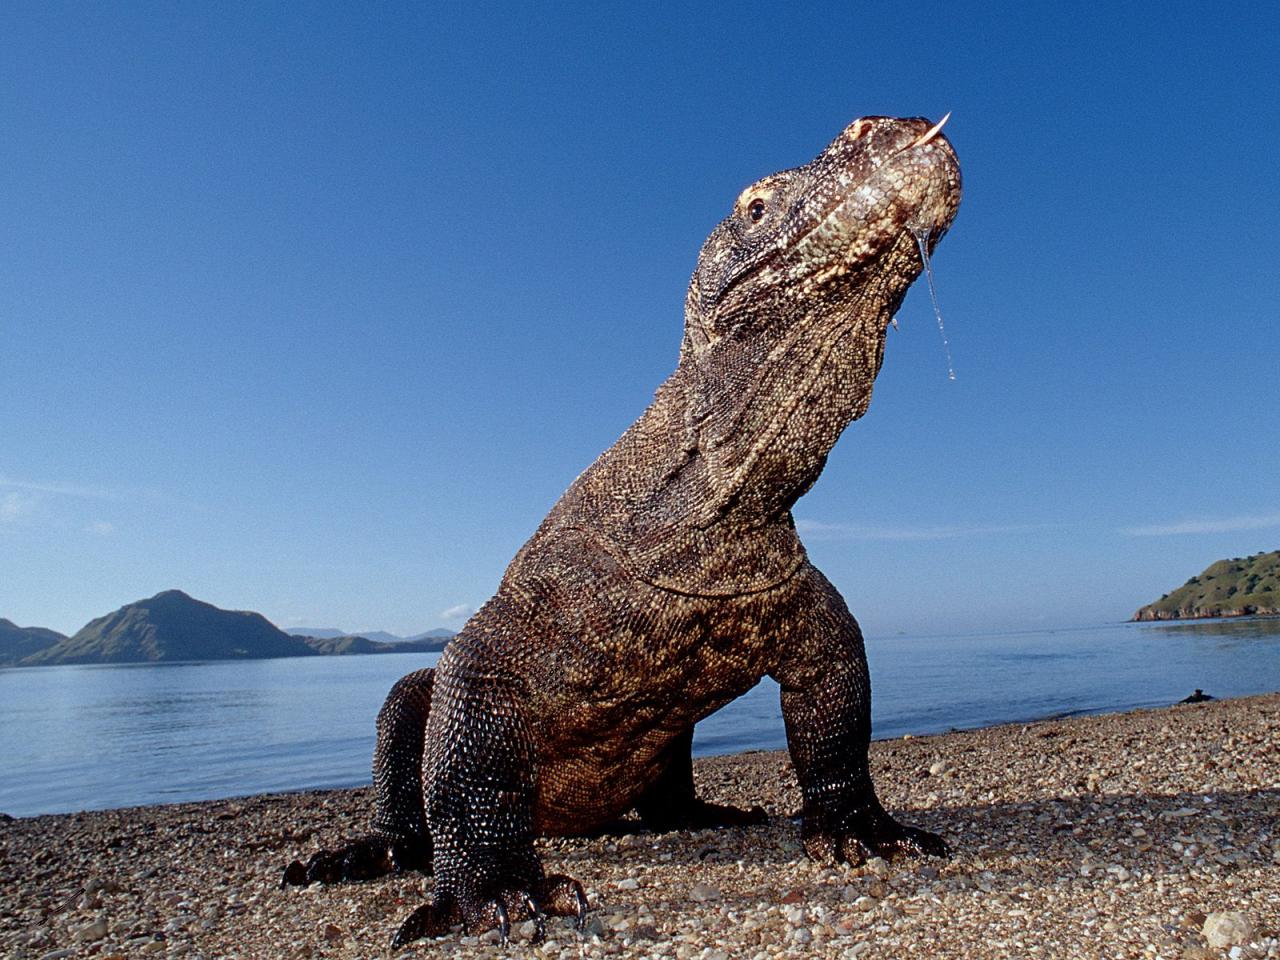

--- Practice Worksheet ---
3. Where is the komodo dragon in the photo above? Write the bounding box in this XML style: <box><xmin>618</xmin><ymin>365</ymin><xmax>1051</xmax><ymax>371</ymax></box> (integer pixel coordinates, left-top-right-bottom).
<box><xmin>283</xmin><ymin>113</ymin><xmax>962</xmax><ymax>946</ymax></box>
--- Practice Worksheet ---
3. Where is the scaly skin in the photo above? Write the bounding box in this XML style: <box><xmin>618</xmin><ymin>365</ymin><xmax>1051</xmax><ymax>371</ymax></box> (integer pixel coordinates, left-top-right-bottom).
<box><xmin>283</xmin><ymin>114</ymin><xmax>962</xmax><ymax>946</ymax></box>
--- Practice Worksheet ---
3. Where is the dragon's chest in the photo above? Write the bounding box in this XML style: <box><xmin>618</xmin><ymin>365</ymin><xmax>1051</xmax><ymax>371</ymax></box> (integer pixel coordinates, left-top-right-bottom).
<box><xmin>535</xmin><ymin>586</ymin><xmax>789</xmax><ymax>744</ymax></box>
<box><xmin>526</xmin><ymin>592</ymin><xmax>794</xmax><ymax>832</ymax></box>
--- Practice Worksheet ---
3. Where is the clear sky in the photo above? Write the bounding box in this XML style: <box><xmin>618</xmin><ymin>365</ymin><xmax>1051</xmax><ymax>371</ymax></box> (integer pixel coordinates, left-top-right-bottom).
<box><xmin>2</xmin><ymin>2</ymin><xmax>1277</xmax><ymax>638</ymax></box>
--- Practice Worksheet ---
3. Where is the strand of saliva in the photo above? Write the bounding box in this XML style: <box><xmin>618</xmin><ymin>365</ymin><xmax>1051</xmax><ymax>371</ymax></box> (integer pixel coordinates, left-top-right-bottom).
<box><xmin>913</xmin><ymin>230</ymin><xmax>956</xmax><ymax>381</ymax></box>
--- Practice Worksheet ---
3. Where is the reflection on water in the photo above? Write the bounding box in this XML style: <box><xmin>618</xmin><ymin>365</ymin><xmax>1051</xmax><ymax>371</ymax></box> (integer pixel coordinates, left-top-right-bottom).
<box><xmin>2</xmin><ymin>618</ymin><xmax>1278</xmax><ymax>816</ymax></box>
<box><xmin>1142</xmin><ymin>616</ymin><xmax>1280</xmax><ymax>639</ymax></box>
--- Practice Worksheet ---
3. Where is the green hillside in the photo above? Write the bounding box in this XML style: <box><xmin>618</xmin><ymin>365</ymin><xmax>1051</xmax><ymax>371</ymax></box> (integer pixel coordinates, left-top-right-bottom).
<box><xmin>0</xmin><ymin>618</ymin><xmax>67</xmax><ymax>666</ymax></box>
<box><xmin>1133</xmin><ymin>550</ymin><xmax>1280</xmax><ymax>621</ymax></box>
<box><xmin>22</xmin><ymin>590</ymin><xmax>317</xmax><ymax>665</ymax></box>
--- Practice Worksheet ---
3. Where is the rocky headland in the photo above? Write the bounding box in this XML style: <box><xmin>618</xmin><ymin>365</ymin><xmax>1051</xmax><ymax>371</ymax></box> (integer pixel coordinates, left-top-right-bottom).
<box><xmin>1134</xmin><ymin>551</ymin><xmax>1280</xmax><ymax>622</ymax></box>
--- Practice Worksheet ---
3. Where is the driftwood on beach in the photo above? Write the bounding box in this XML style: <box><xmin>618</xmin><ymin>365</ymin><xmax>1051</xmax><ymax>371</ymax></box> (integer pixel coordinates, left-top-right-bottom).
<box><xmin>2</xmin><ymin>694</ymin><xmax>1278</xmax><ymax>959</ymax></box>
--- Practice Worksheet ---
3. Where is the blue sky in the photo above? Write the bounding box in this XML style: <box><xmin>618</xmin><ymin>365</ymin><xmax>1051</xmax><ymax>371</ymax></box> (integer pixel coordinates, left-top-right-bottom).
<box><xmin>2</xmin><ymin>2</ymin><xmax>1277</xmax><ymax>638</ymax></box>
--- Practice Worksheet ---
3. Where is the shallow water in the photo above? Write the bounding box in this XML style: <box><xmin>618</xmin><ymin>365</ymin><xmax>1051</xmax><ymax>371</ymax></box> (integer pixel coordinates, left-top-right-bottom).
<box><xmin>1</xmin><ymin>618</ymin><xmax>1277</xmax><ymax>817</ymax></box>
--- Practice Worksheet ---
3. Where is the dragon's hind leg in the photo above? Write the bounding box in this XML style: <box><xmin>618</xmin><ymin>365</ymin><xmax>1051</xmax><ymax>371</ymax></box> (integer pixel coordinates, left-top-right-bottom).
<box><xmin>635</xmin><ymin>727</ymin><xmax>767</xmax><ymax>831</ymax></box>
<box><xmin>282</xmin><ymin>668</ymin><xmax>435</xmax><ymax>886</ymax></box>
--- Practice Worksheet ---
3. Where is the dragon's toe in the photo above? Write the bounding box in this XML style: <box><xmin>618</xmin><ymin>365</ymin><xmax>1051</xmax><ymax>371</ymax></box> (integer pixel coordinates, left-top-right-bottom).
<box><xmin>281</xmin><ymin>833</ymin><xmax>428</xmax><ymax>888</ymax></box>
<box><xmin>803</xmin><ymin>815</ymin><xmax>948</xmax><ymax>866</ymax></box>
<box><xmin>391</xmin><ymin>900</ymin><xmax>457</xmax><ymax>948</ymax></box>
<box><xmin>391</xmin><ymin>874</ymin><xmax>588</xmax><ymax>948</ymax></box>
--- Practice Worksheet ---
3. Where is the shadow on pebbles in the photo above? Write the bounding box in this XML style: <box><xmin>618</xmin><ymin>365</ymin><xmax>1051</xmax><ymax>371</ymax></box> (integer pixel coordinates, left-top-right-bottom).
<box><xmin>3</xmin><ymin>694</ymin><xmax>1278</xmax><ymax>959</ymax></box>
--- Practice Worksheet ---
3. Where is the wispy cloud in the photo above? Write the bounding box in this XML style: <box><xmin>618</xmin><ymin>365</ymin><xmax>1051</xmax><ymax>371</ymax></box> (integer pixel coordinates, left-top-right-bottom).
<box><xmin>440</xmin><ymin>603</ymin><xmax>474</xmax><ymax>621</ymax></box>
<box><xmin>1</xmin><ymin>491</ymin><xmax>37</xmax><ymax>522</ymax></box>
<box><xmin>0</xmin><ymin>475</ymin><xmax>115</xmax><ymax>499</ymax></box>
<box><xmin>1122</xmin><ymin>512</ymin><xmax>1280</xmax><ymax>537</ymax></box>
<box><xmin>794</xmin><ymin>518</ymin><xmax>1050</xmax><ymax>542</ymax></box>
<box><xmin>85</xmin><ymin>520</ymin><xmax>116</xmax><ymax>536</ymax></box>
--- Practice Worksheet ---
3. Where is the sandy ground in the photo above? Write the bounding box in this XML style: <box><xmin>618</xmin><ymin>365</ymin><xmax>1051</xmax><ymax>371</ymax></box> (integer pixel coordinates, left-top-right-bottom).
<box><xmin>2</xmin><ymin>693</ymin><xmax>1278</xmax><ymax>960</ymax></box>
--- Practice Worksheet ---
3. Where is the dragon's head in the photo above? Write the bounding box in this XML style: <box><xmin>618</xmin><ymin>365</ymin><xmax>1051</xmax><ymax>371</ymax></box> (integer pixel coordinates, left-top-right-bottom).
<box><xmin>680</xmin><ymin>115</ymin><xmax>961</xmax><ymax>519</ymax></box>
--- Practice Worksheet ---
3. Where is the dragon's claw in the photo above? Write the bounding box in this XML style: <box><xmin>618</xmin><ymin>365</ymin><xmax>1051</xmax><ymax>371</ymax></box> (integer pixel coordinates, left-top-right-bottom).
<box><xmin>804</xmin><ymin>816</ymin><xmax>948</xmax><ymax>866</ymax></box>
<box><xmin>390</xmin><ymin>874</ymin><xmax>587</xmax><ymax>948</ymax></box>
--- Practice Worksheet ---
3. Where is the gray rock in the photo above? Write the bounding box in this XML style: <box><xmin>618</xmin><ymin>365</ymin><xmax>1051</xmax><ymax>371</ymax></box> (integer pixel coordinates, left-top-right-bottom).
<box><xmin>1202</xmin><ymin>912</ymin><xmax>1254</xmax><ymax>948</ymax></box>
<box><xmin>72</xmin><ymin>917</ymin><xmax>108</xmax><ymax>942</ymax></box>
<box><xmin>689</xmin><ymin>882</ymin><xmax>721</xmax><ymax>902</ymax></box>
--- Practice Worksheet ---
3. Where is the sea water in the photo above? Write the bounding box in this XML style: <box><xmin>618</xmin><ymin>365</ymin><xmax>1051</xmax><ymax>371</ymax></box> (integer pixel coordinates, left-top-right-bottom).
<box><xmin>1</xmin><ymin>618</ymin><xmax>1277</xmax><ymax>817</ymax></box>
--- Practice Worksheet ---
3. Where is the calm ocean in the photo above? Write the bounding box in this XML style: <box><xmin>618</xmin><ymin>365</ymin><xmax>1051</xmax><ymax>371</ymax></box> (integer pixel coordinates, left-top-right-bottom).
<box><xmin>1</xmin><ymin>618</ymin><xmax>1277</xmax><ymax>817</ymax></box>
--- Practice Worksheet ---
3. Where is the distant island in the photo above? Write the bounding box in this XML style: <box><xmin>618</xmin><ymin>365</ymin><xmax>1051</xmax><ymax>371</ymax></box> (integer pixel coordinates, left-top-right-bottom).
<box><xmin>0</xmin><ymin>590</ymin><xmax>453</xmax><ymax>667</ymax></box>
<box><xmin>1133</xmin><ymin>550</ymin><xmax>1280</xmax><ymax>621</ymax></box>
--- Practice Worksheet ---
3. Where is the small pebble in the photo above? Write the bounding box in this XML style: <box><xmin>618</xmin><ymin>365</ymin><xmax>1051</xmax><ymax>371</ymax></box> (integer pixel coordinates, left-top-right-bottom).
<box><xmin>689</xmin><ymin>882</ymin><xmax>721</xmax><ymax>902</ymax></box>
<box><xmin>73</xmin><ymin>917</ymin><xmax>108</xmax><ymax>942</ymax></box>
<box><xmin>864</xmin><ymin>856</ymin><xmax>889</xmax><ymax>877</ymax></box>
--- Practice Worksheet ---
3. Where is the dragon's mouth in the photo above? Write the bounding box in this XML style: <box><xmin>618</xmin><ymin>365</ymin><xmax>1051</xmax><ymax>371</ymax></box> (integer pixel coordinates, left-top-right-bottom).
<box><xmin>782</xmin><ymin>115</ymin><xmax>961</xmax><ymax>291</ymax></box>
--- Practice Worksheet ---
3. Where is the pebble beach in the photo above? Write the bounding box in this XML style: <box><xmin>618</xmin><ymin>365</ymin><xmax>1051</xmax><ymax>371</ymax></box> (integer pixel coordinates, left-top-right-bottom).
<box><xmin>2</xmin><ymin>693</ymin><xmax>1277</xmax><ymax>960</ymax></box>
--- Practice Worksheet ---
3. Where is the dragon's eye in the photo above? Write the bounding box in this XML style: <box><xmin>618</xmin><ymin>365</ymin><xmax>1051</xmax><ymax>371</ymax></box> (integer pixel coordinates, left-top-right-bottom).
<box><xmin>747</xmin><ymin>198</ymin><xmax>767</xmax><ymax>223</ymax></box>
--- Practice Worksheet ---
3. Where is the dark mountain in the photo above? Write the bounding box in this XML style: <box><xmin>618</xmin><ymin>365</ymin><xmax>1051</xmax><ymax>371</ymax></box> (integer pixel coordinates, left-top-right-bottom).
<box><xmin>23</xmin><ymin>590</ymin><xmax>317</xmax><ymax>665</ymax></box>
<box><xmin>290</xmin><ymin>627</ymin><xmax>456</xmax><ymax>645</ymax></box>
<box><xmin>299</xmin><ymin>634</ymin><xmax>394</xmax><ymax>655</ymax></box>
<box><xmin>352</xmin><ymin>630</ymin><xmax>412</xmax><ymax>645</ymax></box>
<box><xmin>299</xmin><ymin>634</ymin><xmax>451</xmax><ymax>655</ymax></box>
<box><xmin>410</xmin><ymin>628</ymin><xmax>455</xmax><ymax>640</ymax></box>
<box><xmin>0</xmin><ymin>618</ymin><xmax>67</xmax><ymax>666</ymax></box>
<box><xmin>1133</xmin><ymin>550</ymin><xmax>1280</xmax><ymax>621</ymax></box>
<box><xmin>392</xmin><ymin>635</ymin><xmax>451</xmax><ymax>653</ymax></box>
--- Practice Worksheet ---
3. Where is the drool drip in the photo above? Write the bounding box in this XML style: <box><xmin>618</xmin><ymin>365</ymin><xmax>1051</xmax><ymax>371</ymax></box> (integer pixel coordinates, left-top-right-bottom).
<box><xmin>914</xmin><ymin>232</ymin><xmax>956</xmax><ymax>381</ymax></box>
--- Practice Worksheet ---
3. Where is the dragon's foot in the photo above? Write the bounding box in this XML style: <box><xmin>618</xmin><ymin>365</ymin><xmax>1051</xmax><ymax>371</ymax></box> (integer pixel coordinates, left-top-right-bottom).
<box><xmin>391</xmin><ymin>874</ymin><xmax>588</xmax><ymax>948</ymax></box>
<box><xmin>802</xmin><ymin>814</ymin><xmax>948</xmax><ymax>866</ymax></box>
<box><xmin>281</xmin><ymin>834</ymin><xmax>429</xmax><ymax>887</ymax></box>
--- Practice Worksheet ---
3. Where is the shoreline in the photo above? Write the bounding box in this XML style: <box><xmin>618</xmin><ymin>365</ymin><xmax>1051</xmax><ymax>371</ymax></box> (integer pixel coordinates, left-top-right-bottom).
<box><xmin>3</xmin><ymin>694</ymin><xmax>1278</xmax><ymax>959</ymax></box>
<box><xmin>1131</xmin><ymin>612</ymin><xmax>1280</xmax><ymax>624</ymax></box>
